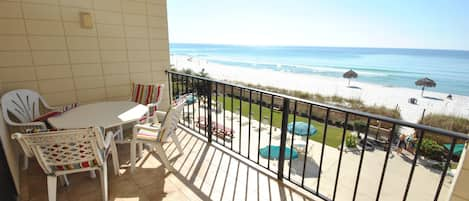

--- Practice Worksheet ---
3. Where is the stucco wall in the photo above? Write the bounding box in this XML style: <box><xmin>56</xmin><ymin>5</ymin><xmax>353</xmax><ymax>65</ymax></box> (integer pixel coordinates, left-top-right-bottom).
<box><xmin>0</xmin><ymin>0</ymin><xmax>170</xmax><ymax>108</ymax></box>
<box><xmin>449</xmin><ymin>145</ymin><xmax>469</xmax><ymax>201</ymax></box>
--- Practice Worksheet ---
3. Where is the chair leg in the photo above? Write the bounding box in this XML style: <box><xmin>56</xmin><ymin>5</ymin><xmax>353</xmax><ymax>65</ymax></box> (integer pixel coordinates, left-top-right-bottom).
<box><xmin>148</xmin><ymin>144</ymin><xmax>155</xmax><ymax>152</ymax></box>
<box><xmin>89</xmin><ymin>170</ymin><xmax>97</xmax><ymax>178</ymax></box>
<box><xmin>118</xmin><ymin>125</ymin><xmax>124</xmax><ymax>141</ymax></box>
<box><xmin>59</xmin><ymin>175</ymin><xmax>70</xmax><ymax>187</ymax></box>
<box><xmin>47</xmin><ymin>176</ymin><xmax>57</xmax><ymax>201</ymax></box>
<box><xmin>130</xmin><ymin>139</ymin><xmax>136</xmax><ymax>173</ymax></box>
<box><xmin>154</xmin><ymin>144</ymin><xmax>174</xmax><ymax>172</ymax></box>
<box><xmin>99</xmin><ymin>164</ymin><xmax>109</xmax><ymax>201</ymax></box>
<box><xmin>170</xmin><ymin>135</ymin><xmax>184</xmax><ymax>155</ymax></box>
<box><xmin>110</xmin><ymin>140</ymin><xmax>119</xmax><ymax>175</ymax></box>
<box><xmin>137</xmin><ymin>143</ymin><xmax>143</xmax><ymax>158</ymax></box>
<box><xmin>22</xmin><ymin>155</ymin><xmax>28</xmax><ymax>170</ymax></box>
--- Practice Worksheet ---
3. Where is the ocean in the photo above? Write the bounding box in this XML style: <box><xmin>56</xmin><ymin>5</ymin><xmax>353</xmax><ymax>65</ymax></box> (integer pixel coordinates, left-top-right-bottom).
<box><xmin>169</xmin><ymin>43</ymin><xmax>469</xmax><ymax>96</ymax></box>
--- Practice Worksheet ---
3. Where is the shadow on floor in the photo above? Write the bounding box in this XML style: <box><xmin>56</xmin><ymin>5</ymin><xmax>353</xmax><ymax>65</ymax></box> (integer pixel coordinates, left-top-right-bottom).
<box><xmin>290</xmin><ymin>154</ymin><xmax>320</xmax><ymax>178</ymax></box>
<box><xmin>162</xmin><ymin>129</ymin><xmax>314</xmax><ymax>201</ymax></box>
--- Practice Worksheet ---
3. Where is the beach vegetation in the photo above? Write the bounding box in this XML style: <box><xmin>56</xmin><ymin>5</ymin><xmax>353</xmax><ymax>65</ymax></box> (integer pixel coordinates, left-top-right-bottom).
<box><xmin>239</xmin><ymin>82</ymin><xmax>401</xmax><ymax>123</ymax></box>
<box><xmin>182</xmin><ymin>68</ymin><xmax>194</xmax><ymax>75</ymax></box>
<box><xmin>172</xmin><ymin>68</ymin><xmax>210</xmax><ymax>78</ymax></box>
<box><xmin>418</xmin><ymin>138</ymin><xmax>445</xmax><ymax>161</ymax></box>
<box><xmin>331</xmin><ymin>95</ymin><xmax>345</xmax><ymax>104</ymax></box>
<box><xmin>345</xmin><ymin>133</ymin><xmax>358</xmax><ymax>148</ymax></box>
<box><xmin>418</xmin><ymin>114</ymin><xmax>469</xmax><ymax>144</ymax></box>
<box><xmin>353</xmin><ymin>121</ymin><xmax>368</xmax><ymax>133</ymax></box>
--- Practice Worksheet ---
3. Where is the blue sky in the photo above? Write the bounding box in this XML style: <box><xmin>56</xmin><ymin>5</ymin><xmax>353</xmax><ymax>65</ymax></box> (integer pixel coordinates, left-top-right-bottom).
<box><xmin>167</xmin><ymin>0</ymin><xmax>469</xmax><ymax>50</ymax></box>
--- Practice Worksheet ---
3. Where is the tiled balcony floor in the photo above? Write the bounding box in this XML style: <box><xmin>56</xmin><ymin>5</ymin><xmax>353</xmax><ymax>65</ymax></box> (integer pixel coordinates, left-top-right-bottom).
<box><xmin>20</xmin><ymin>127</ymin><xmax>315</xmax><ymax>201</ymax></box>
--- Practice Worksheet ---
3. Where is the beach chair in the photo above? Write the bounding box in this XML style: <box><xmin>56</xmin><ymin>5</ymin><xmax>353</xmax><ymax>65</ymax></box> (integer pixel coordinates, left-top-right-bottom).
<box><xmin>408</xmin><ymin>97</ymin><xmax>418</xmax><ymax>104</ymax></box>
<box><xmin>196</xmin><ymin>116</ymin><xmax>208</xmax><ymax>129</ymax></box>
<box><xmin>130</xmin><ymin>96</ymin><xmax>187</xmax><ymax>173</ymax></box>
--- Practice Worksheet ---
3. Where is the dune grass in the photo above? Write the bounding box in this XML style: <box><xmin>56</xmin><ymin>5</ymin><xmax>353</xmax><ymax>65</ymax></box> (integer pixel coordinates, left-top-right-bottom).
<box><xmin>241</xmin><ymin>82</ymin><xmax>401</xmax><ymax>120</ymax></box>
<box><xmin>419</xmin><ymin>114</ymin><xmax>469</xmax><ymax>144</ymax></box>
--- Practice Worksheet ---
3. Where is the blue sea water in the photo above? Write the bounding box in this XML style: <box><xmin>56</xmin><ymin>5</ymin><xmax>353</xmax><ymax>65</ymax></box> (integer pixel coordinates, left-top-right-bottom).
<box><xmin>170</xmin><ymin>43</ymin><xmax>469</xmax><ymax>96</ymax></box>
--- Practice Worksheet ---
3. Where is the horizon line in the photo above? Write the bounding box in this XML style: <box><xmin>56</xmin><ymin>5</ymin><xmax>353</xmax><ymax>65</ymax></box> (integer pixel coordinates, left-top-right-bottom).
<box><xmin>169</xmin><ymin>42</ymin><xmax>469</xmax><ymax>52</ymax></box>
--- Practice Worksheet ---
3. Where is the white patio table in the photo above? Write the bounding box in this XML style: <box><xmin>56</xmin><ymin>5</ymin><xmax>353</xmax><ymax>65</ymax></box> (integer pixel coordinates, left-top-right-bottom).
<box><xmin>48</xmin><ymin>101</ymin><xmax>147</xmax><ymax>133</ymax></box>
<box><xmin>48</xmin><ymin>101</ymin><xmax>148</xmax><ymax>176</ymax></box>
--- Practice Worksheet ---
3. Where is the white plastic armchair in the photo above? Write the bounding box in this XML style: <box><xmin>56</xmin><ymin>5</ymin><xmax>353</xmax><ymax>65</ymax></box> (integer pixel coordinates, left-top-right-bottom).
<box><xmin>1</xmin><ymin>89</ymin><xmax>58</xmax><ymax>169</ymax></box>
<box><xmin>130</xmin><ymin>96</ymin><xmax>187</xmax><ymax>173</ymax></box>
<box><xmin>1</xmin><ymin>89</ymin><xmax>56</xmax><ymax>131</ymax></box>
<box><xmin>12</xmin><ymin>128</ymin><xmax>113</xmax><ymax>201</ymax></box>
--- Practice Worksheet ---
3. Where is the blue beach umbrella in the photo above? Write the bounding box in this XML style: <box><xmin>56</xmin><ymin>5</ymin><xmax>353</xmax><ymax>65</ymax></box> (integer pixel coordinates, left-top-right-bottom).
<box><xmin>259</xmin><ymin>145</ymin><xmax>299</xmax><ymax>160</ymax></box>
<box><xmin>287</xmin><ymin>122</ymin><xmax>317</xmax><ymax>136</ymax></box>
<box><xmin>444</xmin><ymin>144</ymin><xmax>465</xmax><ymax>156</ymax></box>
<box><xmin>186</xmin><ymin>94</ymin><xmax>197</xmax><ymax>105</ymax></box>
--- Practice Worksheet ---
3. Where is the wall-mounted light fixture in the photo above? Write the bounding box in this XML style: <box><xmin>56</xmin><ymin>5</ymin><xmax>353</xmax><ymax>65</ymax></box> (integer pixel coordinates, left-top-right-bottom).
<box><xmin>79</xmin><ymin>12</ymin><xmax>93</xmax><ymax>29</ymax></box>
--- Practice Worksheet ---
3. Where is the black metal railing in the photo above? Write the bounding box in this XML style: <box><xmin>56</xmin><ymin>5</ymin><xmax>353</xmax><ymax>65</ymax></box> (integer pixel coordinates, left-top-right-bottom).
<box><xmin>167</xmin><ymin>71</ymin><xmax>469</xmax><ymax>201</ymax></box>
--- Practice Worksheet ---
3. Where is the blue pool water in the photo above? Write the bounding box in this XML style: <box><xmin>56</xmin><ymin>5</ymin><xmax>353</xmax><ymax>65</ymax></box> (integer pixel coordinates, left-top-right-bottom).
<box><xmin>170</xmin><ymin>43</ymin><xmax>469</xmax><ymax>96</ymax></box>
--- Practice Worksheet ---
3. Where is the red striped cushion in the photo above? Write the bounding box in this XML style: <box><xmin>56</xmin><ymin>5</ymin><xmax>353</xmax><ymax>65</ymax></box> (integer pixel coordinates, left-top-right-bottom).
<box><xmin>53</xmin><ymin>159</ymin><xmax>99</xmax><ymax>171</ymax></box>
<box><xmin>131</xmin><ymin>83</ymin><xmax>163</xmax><ymax>106</ymax></box>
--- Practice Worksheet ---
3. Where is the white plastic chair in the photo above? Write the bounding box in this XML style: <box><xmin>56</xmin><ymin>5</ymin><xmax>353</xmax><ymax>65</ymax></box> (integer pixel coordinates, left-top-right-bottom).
<box><xmin>130</xmin><ymin>96</ymin><xmax>186</xmax><ymax>173</ymax></box>
<box><xmin>12</xmin><ymin>128</ymin><xmax>112</xmax><ymax>201</ymax></box>
<box><xmin>113</xmin><ymin>84</ymin><xmax>165</xmax><ymax>143</ymax></box>
<box><xmin>1</xmin><ymin>89</ymin><xmax>56</xmax><ymax>131</ymax></box>
<box><xmin>130</xmin><ymin>83</ymin><xmax>165</xmax><ymax>123</ymax></box>
<box><xmin>1</xmin><ymin>89</ymin><xmax>57</xmax><ymax>169</ymax></box>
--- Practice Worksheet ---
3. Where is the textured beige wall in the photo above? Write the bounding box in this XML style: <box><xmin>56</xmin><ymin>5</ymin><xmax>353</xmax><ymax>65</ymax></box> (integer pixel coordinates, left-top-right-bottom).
<box><xmin>449</xmin><ymin>146</ymin><xmax>469</xmax><ymax>201</ymax></box>
<box><xmin>0</xmin><ymin>0</ymin><xmax>170</xmax><ymax>108</ymax></box>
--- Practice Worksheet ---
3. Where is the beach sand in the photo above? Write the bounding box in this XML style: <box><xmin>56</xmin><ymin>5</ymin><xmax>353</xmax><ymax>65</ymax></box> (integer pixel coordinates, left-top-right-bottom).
<box><xmin>171</xmin><ymin>55</ymin><xmax>469</xmax><ymax>125</ymax></box>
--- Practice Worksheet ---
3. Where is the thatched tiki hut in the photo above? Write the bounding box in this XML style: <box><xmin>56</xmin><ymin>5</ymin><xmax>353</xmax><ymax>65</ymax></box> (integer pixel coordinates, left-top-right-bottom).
<box><xmin>343</xmin><ymin>69</ymin><xmax>358</xmax><ymax>86</ymax></box>
<box><xmin>415</xmin><ymin>77</ymin><xmax>436</xmax><ymax>96</ymax></box>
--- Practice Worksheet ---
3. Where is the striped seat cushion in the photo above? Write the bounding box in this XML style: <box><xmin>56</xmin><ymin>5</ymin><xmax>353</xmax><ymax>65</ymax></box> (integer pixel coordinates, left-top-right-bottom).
<box><xmin>52</xmin><ymin>159</ymin><xmax>99</xmax><ymax>171</ymax></box>
<box><xmin>131</xmin><ymin>83</ymin><xmax>163</xmax><ymax>106</ymax></box>
<box><xmin>136</xmin><ymin>127</ymin><xmax>167</xmax><ymax>142</ymax></box>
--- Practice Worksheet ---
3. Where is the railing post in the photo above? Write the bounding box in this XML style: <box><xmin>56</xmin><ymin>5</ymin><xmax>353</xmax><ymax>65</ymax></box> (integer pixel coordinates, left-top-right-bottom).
<box><xmin>277</xmin><ymin>98</ymin><xmax>290</xmax><ymax>180</ymax></box>
<box><xmin>206</xmin><ymin>80</ymin><xmax>213</xmax><ymax>143</ymax></box>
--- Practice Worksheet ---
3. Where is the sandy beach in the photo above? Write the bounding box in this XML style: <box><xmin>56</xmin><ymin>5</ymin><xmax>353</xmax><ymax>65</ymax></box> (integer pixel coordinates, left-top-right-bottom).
<box><xmin>171</xmin><ymin>55</ymin><xmax>469</xmax><ymax>124</ymax></box>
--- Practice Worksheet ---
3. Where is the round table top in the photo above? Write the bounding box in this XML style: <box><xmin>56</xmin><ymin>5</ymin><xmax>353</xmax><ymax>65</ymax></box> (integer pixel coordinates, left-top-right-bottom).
<box><xmin>48</xmin><ymin>101</ymin><xmax>148</xmax><ymax>129</ymax></box>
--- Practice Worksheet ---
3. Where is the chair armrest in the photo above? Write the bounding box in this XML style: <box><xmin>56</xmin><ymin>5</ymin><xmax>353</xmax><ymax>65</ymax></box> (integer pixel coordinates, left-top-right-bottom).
<box><xmin>5</xmin><ymin>121</ymin><xmax>47</xmax><ymax>132</ymax></box>
<box><xmin>11</xmin><ymin>132</ymin><xmax>23</xmax><ymax>140</ymax></box>
<box><xmin>141</xmin><ymin>103</ymin><xmax>160</xmax><ymax>123</ymax></box>
<box><xmin>39</xmin><ymin>96</ymin><xmax>57</xmax><ymax>111</ymax></box>
<box><xmin>8</xmin><ymin>121</ymin><xmax>45</xmax><ymax>127</ymax></box>
<box><xmin>135</xmin><ymin>124</ymin><xmax>161</xmax><ymax>132</ymax></box>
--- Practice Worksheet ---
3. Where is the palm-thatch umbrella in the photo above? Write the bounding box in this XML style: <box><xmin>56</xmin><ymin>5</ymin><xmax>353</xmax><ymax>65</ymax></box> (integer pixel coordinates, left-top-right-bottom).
<box><xmin>415</xmin><ymin>77</ymin><xmax>436</xmax><ymax>96</ymax></box>
<box><xmin>343</xmin><ymin>69</ymin><xmax>358</xmax><ymax>86</ymax></box>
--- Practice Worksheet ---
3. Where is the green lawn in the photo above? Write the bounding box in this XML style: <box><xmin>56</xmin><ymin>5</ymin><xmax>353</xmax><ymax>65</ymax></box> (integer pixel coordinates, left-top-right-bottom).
<box><xmin>214</xmin><ymin>95</ymin><xmax>348</xmax><ymax>147</ymax></box>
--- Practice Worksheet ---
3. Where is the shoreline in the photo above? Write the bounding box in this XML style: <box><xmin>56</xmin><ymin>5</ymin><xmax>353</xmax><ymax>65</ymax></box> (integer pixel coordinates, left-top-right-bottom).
<box><xmin>171</xmin><ymin>55</ymin><xmax>469</xmax><ymax>124</ymax></box>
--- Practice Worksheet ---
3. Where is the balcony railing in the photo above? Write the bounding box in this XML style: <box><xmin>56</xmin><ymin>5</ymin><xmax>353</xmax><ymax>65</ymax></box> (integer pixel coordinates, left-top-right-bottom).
<box><xmin>166</xmin><ymin>70</ymin><xmax>469</xmax><ymax>201</ymax></box>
